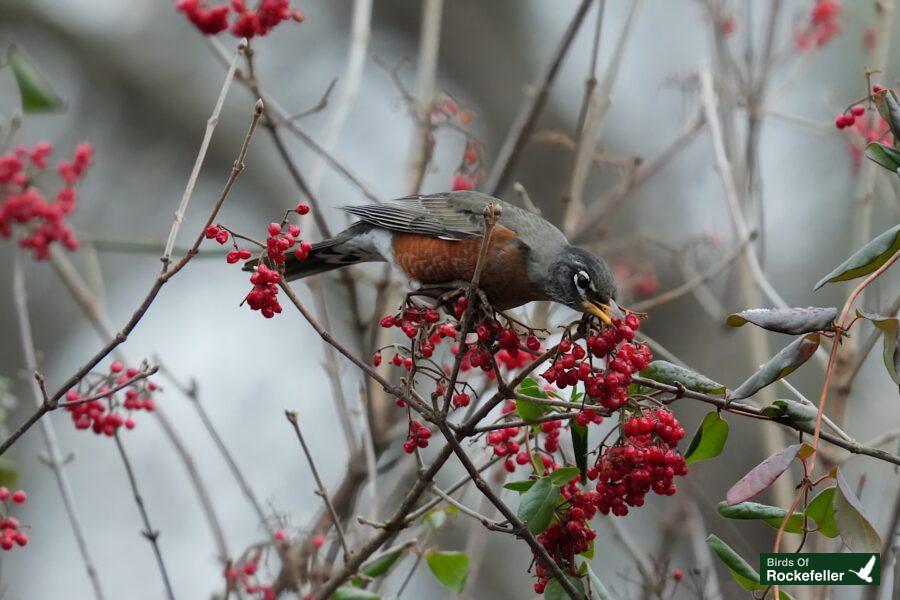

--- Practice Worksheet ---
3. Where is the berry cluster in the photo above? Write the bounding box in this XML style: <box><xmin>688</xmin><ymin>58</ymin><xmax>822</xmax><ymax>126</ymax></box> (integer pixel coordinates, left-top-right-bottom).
<box><xmin>589</xmin><ymin>409</ymin><xmax>687</xmax><ymax>516</ymax></box>
<box><xmin>0</xmin><ymin>487</ymin><xmax>28</xmax><ymax>551</ymax></box>
<box><xmin>542</xmin><ymin>314</ymin><xmax>650</xmax><ymax>412</ymax></box>
<box><xmin>246</xmin><ymin>264</ymin><xmax>283</xmax><ymax>318</ymax></box>
<box><xmin>452</xmin><ymin>138</ymin><xmax>481</xmax><ymax>191</ymax></box>
<box><xmin>402</xmin><ymin>420</ymin><xmax>431</xmax><ymax>454</ymax></box>
<box><xmin>794</xmin><ymin>0</ymin><xmax>841</xmax><ymax>50</ymax></box>
<box><xmin>834</xmin><ymin>104</ymin><xmax>867</xmax><ymax>130</ymax></box>
<box><xmin>0</xmin><ymin>142</ymin><xmax>93</xmax><ymax>260</ymax></box>
<box><xmin>177</xmin><ymin>0</ymin><xmax>303</xmax><ymax>38</ymax></box>
<box><xmin>224</xmin><ymin>554</ymin><xmax>274</xmax><ymax>600</ymax></box>
<box><xmin>63</xmin><ymin>362</ymin><xmax>158</xmax><ymax>436</ymax></box>
<box><xmin>532</xmin><ymin>480</ymin><xmax>598</xmax><ymax>593</ymax></box>
<box><xmin>486</xmin><ymin>426</ymin><xmax>520</xmax><ymax>458</ymax></box>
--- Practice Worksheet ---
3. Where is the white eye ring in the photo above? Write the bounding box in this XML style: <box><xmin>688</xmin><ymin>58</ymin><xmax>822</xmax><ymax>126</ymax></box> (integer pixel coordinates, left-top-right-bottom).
<box><xmin>574</xmin><ymin>270</ymin><xmax>591</xmax><ymax>291</ymax></box>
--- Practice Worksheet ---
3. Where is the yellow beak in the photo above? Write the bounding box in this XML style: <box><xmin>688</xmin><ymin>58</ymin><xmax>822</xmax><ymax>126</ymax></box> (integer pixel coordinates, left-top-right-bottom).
<box><xmin>582</xmin><ymin>299</ymin><xmax>619</xmax><ymax>326</ymax></box>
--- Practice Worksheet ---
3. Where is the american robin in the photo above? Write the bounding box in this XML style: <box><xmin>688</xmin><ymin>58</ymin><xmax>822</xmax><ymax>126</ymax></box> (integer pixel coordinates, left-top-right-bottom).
<box><xmin>269</xmin><ymin>191</ymin><xmax>618</xmax><ymax>322</ymax></box>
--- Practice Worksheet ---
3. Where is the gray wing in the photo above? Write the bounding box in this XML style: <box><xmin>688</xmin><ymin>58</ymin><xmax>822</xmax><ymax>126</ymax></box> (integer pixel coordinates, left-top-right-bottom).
<box><xmin>341</xmin><ymin>190</ymin><xmax>567</xmax><ymax>246</ymax></box>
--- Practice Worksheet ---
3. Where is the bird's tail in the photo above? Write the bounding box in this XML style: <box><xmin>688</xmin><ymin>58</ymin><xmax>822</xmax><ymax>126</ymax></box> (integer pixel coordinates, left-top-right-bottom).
<box><xmin>243</xmin><ymin>222</ymin><xmax>375</xmax><ymax>281</ymax></box>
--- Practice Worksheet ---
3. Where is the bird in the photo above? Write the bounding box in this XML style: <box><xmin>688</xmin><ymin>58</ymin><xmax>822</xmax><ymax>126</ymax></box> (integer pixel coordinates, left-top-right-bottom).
<box><xmin>262</xmin><ymin>190</ymin><xmax>619</xmax><ymax>322</ymax></box>
<box><xmin>848</xmin><ymin>555</ymin><xmax>876</xmax><ymax>583</ymax></box>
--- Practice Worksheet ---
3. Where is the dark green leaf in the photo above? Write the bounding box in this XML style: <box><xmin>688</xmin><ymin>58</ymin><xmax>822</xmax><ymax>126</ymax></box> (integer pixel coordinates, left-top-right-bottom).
<box><xmin>7</xmin><ymin>45</ymin><xmax>66</xmax><ymax>113</ymax></box>
<box><xmin>856</xmin><ymin>310</ymin><xmax>900</xmax><ymax>385</ymax></box>
<box><xmin>351</xmin><ymin>548</ymin><xmax>405</xmax><ymax>586</ymax></box>
<box><xmin>641</xmin><ymin>360</ymin><xmax>726</xmax><ymax>395</ymax></box>
<box><xmin>864</xmin><ymin>142</ymin><xmax>900</xmax><ymax>173</ymax></box>
<box><xmin>331</xmin><ymin>587</ymin><xmax>380</xmax><ymax>600</ymax></box>
<box><xmin>726</xmin><ymin>444</ymin><xmax>804</xmax><ymax>505</ymax></box>
<box><xmin>684</xmin><ymin>411</ymin><xmax>729</xmax><ymax>465</ymax></box>
<box><xmin>760</xmin><ymin>399</ymin><xmax>818</xmax><ymax>433</ymax></box>
<box><xmin>517</xmin><ymin>476</ymin><xmax>560</xmax><ymax>534</ymax></box>
<box><xmin>814</xmin><ymin>224</ymin><xmax>900</xmax><ymax>290</ymax></box>
<box><xmin>518</xmin><ymin>377</ymin><xmax>547</xmax><ymax>399</ymax></box>
<box><xmin>544</xmin><ymin>574</ymin><xmax>585</xmax><ymax>600</ymax></box>
<box><xmin>873</xmin><ymin>88</ymin><xmax>900</xmax><ymax>146</ymax></box>
<box><xmin>586</xmin><ymin>565</ymin><xmax>615</xmax><ymax>600</ymax></box>
<box><xmin>717</xmin><ymin>501</ymin><xmax>805</xmax><ymax>534</ymax></box>
<box><xmin>834</xmin><ymin>470</ymin><xmax>882</xmax><ymax>553</ymax></box>
<box><xmin>425</xmin><ymin>551</ymin><xmax>469</xmax><ymax>593</ymax></box>
<box><xmin>805</xmin><ymin>486</ymin><xmax>839</xmax><ymax>538</ymax></box>
<box><xmin>726</xmin><ymin>307</ymin><xmax>837</xmax><ymax>335</ymax></box>
<box><xmin>706</xmin><ymin>534</ymin><xmax>764</xmax><ymax>591</ymax></box>
<box><xmin>571</xmin><ymin>421</ymin><xmax>589</xmax><ymax>481</ymax></box>
<box><xmin>0</xmin><ymin>458</ymin><xmax>17</xmax><ymax>488</ymax></box>
<box><xmin>503</xmin><ymin>479</ymin><xmax>536</xmax><ymax>493</ymax></box>
<box><xmin>549</xmin><ymin>467</ymin><xmax>580</xmax><ymax>486</ymax></box>
<box><xmin>731</xmin><ymin>334</ymin><xmax>820</xmax><ymax>400</ymax></box>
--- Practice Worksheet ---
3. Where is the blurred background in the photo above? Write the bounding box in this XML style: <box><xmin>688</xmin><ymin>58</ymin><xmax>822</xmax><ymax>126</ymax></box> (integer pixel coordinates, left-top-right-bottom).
<box><xmin>0</xmin><ymin>0</ymin><xmax>898</xmax><ymax>598</ymax></box>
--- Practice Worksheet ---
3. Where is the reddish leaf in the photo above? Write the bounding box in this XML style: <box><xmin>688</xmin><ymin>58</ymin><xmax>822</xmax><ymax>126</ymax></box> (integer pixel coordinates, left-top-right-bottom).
<box><xmin>726</xmin><ymin>444</ymin><xmax>803</xmax><ymax>506</ymax></box>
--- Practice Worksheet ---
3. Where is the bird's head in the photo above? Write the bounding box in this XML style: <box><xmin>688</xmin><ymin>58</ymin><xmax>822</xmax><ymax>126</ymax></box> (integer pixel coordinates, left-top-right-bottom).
<box><xmin>543</xmin><ymin>246</ymin><xmax>619</xmax><ymax>324</ymax></box>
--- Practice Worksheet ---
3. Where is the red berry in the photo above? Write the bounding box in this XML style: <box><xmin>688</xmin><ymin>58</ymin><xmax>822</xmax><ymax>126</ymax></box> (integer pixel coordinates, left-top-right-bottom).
<box><xmin>11</xmin><ymin>491</ymin><xmax>25</xmax><ymax>504</ymax></box>
<box><xmin>851</xmin><ymin>105</ymin><xmax>865</xmax><ymax>116</ymax></box>
<box><xmin>295</xmin><ymin>203</ymin><xmax>310</xmax><ymax>215</ymax></box>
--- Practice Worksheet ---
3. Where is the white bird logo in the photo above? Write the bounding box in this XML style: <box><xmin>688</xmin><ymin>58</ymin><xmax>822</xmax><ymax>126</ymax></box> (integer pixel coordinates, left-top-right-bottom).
<box><xmin>848</xmin><ymin>555</ymin><xmax>877</xmax><ymax>583</ymax></box>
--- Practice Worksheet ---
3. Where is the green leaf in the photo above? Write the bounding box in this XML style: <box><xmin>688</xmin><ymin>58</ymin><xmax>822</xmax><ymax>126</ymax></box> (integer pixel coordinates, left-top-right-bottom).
<box><xmin>549</xmin><ymin>466</ymin><xmax>580</xmax><ymax>486</ymax></box>
<box><xmin>580</xmin><ymin>538</ymin><xmax>595</xmax><ymax>559</ymax></box>
<box><xmin>503</xmin><ymin>479</ymin><xmax>536</xmax><ymax>493</ymax></box>
<box><xmin>331</xmin><ymin>587</ymin><xmax>380</xmax><ymax>600</ymax></box>
<box><xmin>517</xmin><ymin>377</ymin><xmax>548</xmax><ymax>420</ymax></box>
<box><xmin>805</xmin><ymin>486</ymin><xmax>839</xmax><ymax>538</ymax></box>
<box><xmin>586</xmin><ymin>565</ymin><xmax>615</xmax><ymax>600</ymax></box>
<box><xmin>834</xmin><ymin>470</ymin><xmax>882</xmax><ymax>553</ymax></box>
<box><xmin>0</xmin><ymin>458</ymin><xmax>18</xmax><ymax>488</ymax></box>
<box><xmin>814</xmin><ymin>224</ymin><xmax>900</xmax><ymax>290</ymax></box>
<box><xmin>641</xmin><ymin>360</ymin><xmax>726</xmax><ymax>395</ymax></box>
<box><xmin>864</xmin><ymin>142</ymin><xmax>900</xmax><ymax>173</ymax></box>
<box><xmin>424</xmin><ymin>508</ymin><xmax>447</xmax><ymax>529</ymax></box>
<box><xmin>571</xmin><ymin>421</ymin><xmax>589</xmax><ymax>481</ymax></box>
<box><xmin>517</xmin><ymin>476</ymin><xmax>560</xmax><ymax>534</ymax></box>
<box><xmin>706</xmin><ymin>534</ymin><xmax>764</xmax><ymax>591</ymax></box>
<box><xmin>352</xmin><ymin>548</ymin><xmax>405</xmax><ymax>586</ymax></box>
<box><xmin>760</xmin><ymin>399</ymin><xmax>818</xmax><ymax>433</ymax></box>
<box><xmin>856</xmin><ymin>310</ymin><xmax>900</xmax><ymax>385</ymax></box>
<box><xmin>731</xmin><ymin>334</ymin><xmax>821</xmax><ymax>400</ymax></box>
<box><xmin>726</xmin><ymin>443</ymin><xmax>804</xmax><ymax>505</ymax></box>
<box><xmin>726</xmin><ymin>307</ymin><xmax>837</xmax><ymax>335</ymax></box>
<box><xmin>684</xmin><ymin>411</ymin><xmax>729</xmax><ymax>465</ymax></box>
<box><xmin>6</xmin><ymin>44</ymin><xmax>66</xmax><ymax>113</ymax></box>
<box><xmin>873</xmin><ymin>88</ymin><xmax>900</xmax><ymax>147</ymax></box>
<box><xmin>544</xmin><ymin>574</ymin><xmax>585</xmax><ymax>600</ymax></box>
<box><xmin>425</xmin><ymin>551</ymin><xmax>469</xmax><ymax>593</ymax></box>
<box><xmin>717</xmin><ymin>501</ymin><xmax>805</xmax><ymax>534</ymax></box>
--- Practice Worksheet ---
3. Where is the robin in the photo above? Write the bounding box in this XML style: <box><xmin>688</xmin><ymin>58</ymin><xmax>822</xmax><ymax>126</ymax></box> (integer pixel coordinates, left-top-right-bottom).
<box><xmin>267</xmin><ymin>190</ymin><xmax>618</xmax><ymax>323</ymax></box>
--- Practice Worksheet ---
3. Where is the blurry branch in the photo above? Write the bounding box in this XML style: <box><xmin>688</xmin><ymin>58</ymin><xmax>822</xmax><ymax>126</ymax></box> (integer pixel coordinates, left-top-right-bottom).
<box><xmin>206</xmin><ymin>37</ymin><xmax>381</xmax><ymax>205</ymax></box>
<box><xmin>11</xmin><ymin>257</ymin><xmax>107</xmax><ymax>600</ymax></box>
<box><xmin>162</xmin><ymin>38</ymin><xmax>246</xmax><ymax>271</ymax></box>
<box><xmin>155</xmin><ymin>361</ymin><xmax>271</xmax><ymax>535</ymax></box>
<box><xmin>684</xmin><ymin>498</ymin><xmax>722</xmax><ymax>600</ymax></box>
<box><xmin>113</xmin><ymin>432</ymin><xmax>175</xmax><ymax>599</ymax></box>
<box><xmin>485</xmin><ymin>0</ymin><xmax>595</xmax><ymax>195</ymax></box>
<box><xmin>277</xmin><ymin>78</ymin><xmax>337</xmax><ymax>123</ymax></box>
<box><xmin>698</xmin><ymin>67</ymin><xmax>788</xmax><ymax>311</ymax></box>
<box><xmin>77</xmin><ymin>236</ymin><xmax>228</xmax><ymax>258</ymax></box>
<box><xmin>285</xmin><ymin>410</ymin><xmax>351</xmax><ymax>562</ymax></box>
<box><xmin>571</xmin><ymin>111</ymin><xmax>705</xmax><ymax>243</ymax></box>
<box><xmin>629</xmin><ymin>376</ymin><xmax>900</xmax><ymax>467</ymax></box>
<box><xmin>306</xmin><ymin>0</ymin><xmax>372</xmax><ymax>195</ymax></box>
<box><xmin>605</xmin><ymin>512</ymin><xmax>655</xmax><ymax>588</ymax></box>
<box><xmin>562</xmin><ymin>0</ymin><xmax>642</xmax><ymax>237</ymax></box>
<box><xmin>630</xmin><ymin>230</ymin><xmax>755</xmax><ymax>312</ymax></box>
<box><xmin>406</xmin><ymin>0</ymin><xmax>443</xmax><ymax>195</ymax></box>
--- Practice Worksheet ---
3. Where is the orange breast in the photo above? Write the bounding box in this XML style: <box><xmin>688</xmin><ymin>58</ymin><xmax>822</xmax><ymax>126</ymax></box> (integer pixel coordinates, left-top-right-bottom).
<box><xmin>391</xmin><ymin>228</ymin><xmax>539</xmax><ymax>310</ymax></box>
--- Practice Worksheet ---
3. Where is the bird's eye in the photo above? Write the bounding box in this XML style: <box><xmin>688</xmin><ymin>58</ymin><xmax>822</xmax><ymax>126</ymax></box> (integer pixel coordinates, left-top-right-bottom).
<box><xmin>574</xmin><ymin>270</ymin><xmax>591</xmax><ymax>290</ymax></box>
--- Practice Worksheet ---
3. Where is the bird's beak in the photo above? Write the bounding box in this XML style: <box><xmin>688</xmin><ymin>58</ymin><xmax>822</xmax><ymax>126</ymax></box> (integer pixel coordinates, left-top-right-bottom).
<box><xmin>582</xmin><ymin>298</ymin><xmax>621</xmax><ymax>326</ymax></box>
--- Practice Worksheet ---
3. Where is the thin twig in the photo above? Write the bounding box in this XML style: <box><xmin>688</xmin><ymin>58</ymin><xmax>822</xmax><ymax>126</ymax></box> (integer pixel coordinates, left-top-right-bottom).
<box><xmin>285</xmin><ymin>410</ymin><xmax>352</xmax><ymax>562</ymax></box>
<box><xmin>113</xmin><ymin>433</ymin><xmax>175</xmax><ymax>599</ymax></box>
<box><xmin>162</xmin><ymin>38</ymin><xmax>246</xmax><ymax>271</ymax></box>
<box><xmin>406</xmin><ymin>0</ymin><xmax>443</xmax><ymax>194</ymax></box>
<box><xmin>11</xmin><ymin>257</ymin><xmax>107</xmax><ymax>600</ymax></box>
<box><xmin>485</xmin><ymin>0</ymin><xmax>595</xmax><ymax>195</ymax></box>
